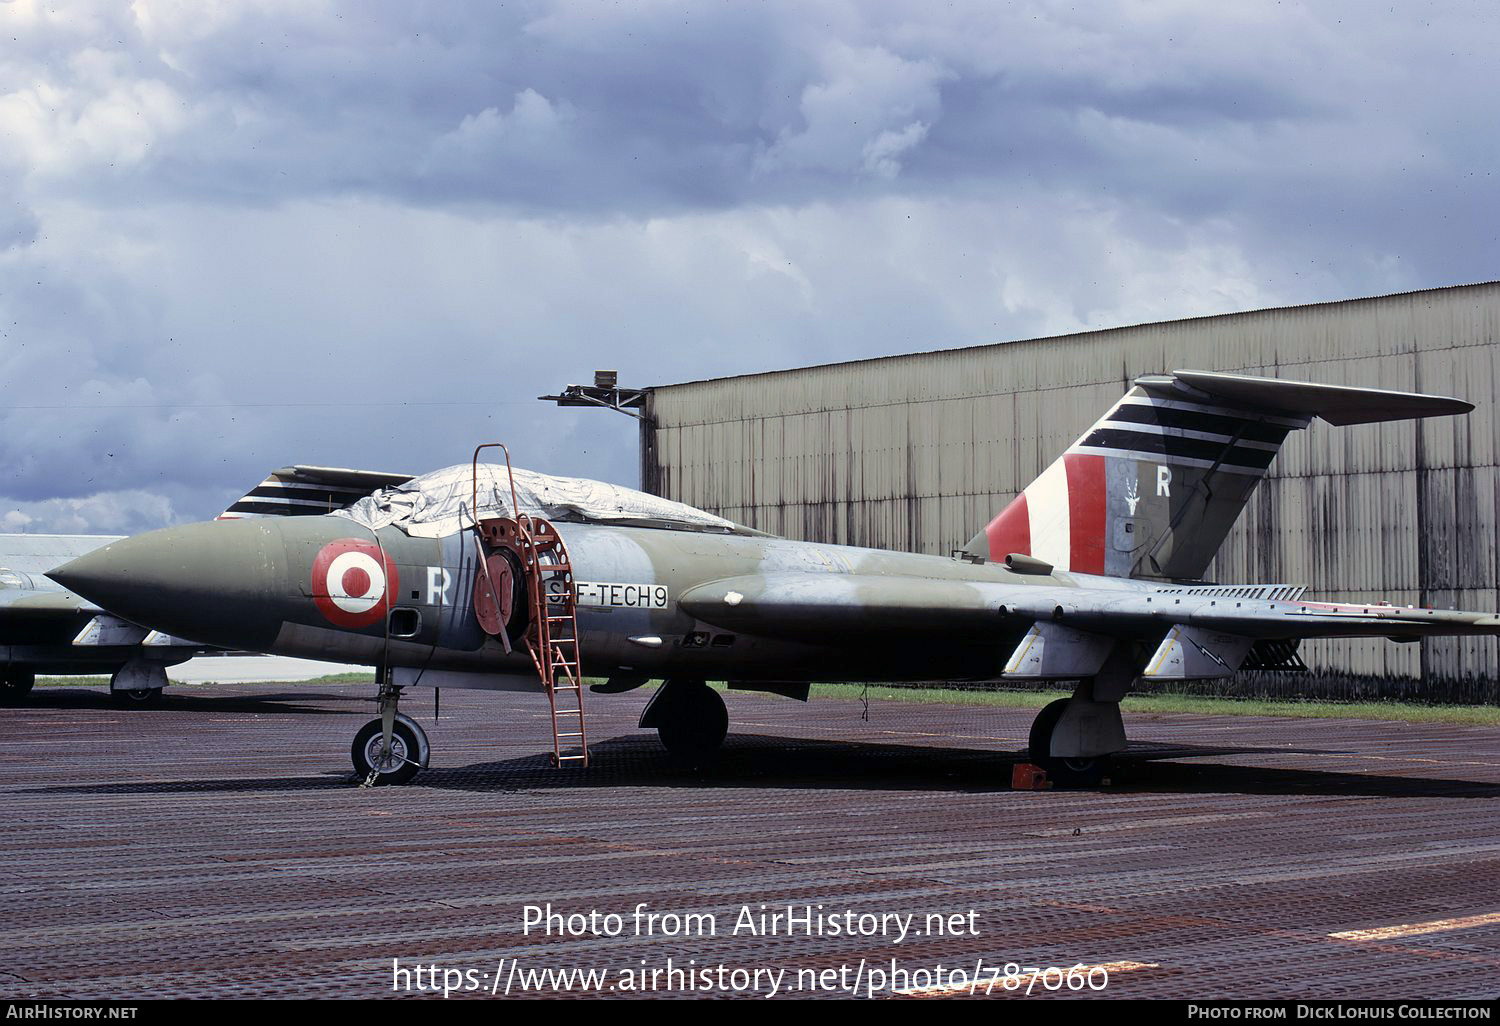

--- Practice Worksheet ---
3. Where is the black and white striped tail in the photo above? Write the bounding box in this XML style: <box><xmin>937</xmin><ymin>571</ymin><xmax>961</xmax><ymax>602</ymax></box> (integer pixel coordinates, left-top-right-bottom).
<box><xmin>219</xmin><ymin>465</ymin><xmax>414</xmax><ymax>520</ymax></box>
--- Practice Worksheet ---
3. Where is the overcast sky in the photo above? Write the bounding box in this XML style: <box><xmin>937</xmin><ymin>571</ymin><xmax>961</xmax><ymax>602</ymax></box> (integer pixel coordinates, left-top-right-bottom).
<box><xmin>2</xmin><ymin>0</ymin><xmax>1497</xmax><ymax>533</ymax></box>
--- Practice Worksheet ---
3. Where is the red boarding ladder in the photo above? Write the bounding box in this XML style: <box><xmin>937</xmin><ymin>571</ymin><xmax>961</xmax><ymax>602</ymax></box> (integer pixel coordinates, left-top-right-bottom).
<box><xmin>471</xmin><ymin>445</ymin><xmax>589</xmax><ymax>768</ymax></box>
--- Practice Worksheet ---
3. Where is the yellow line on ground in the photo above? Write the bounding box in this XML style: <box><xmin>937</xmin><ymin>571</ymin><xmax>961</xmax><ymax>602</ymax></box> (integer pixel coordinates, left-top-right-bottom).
<box><xmin>1329</xmin><ymin>911</ymin><xmax>1500</xmax><ymax>942</ymax></box>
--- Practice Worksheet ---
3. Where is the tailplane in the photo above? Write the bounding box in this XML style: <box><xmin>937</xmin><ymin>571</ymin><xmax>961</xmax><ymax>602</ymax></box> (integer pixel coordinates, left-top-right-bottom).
<box><xmin>965</xmin><ymin>369</ymin><xmax>1471</xmax><ymax>581</ymax></box>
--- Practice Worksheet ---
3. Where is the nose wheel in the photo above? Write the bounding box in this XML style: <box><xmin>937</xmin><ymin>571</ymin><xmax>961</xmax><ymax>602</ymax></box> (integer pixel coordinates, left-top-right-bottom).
<box><xmin>352</xmin><ymin>712</ymin><xmax>429</xmax><ymax>786</ymax></box>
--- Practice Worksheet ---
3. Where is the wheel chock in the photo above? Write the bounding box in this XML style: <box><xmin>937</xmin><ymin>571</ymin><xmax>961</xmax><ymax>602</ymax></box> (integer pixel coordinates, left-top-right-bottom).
<box><xmin>1011</xmin><ymin>762</ymin><xmax>1051</xmax><ymax>790</ymax></box>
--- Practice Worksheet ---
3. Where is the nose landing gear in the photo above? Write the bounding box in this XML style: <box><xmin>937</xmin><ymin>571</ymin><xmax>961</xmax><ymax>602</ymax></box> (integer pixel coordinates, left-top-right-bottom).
<box><xmin>352</xmin><ymin>683</ymin><xmax>429</xmax><ymax>786</ymax></box>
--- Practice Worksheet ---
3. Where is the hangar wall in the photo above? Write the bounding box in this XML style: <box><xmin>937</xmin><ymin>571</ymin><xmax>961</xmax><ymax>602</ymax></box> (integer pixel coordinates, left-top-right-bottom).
<box><xmin>642</xmin><ymin>281</ymin><xmax>1500</xmax><ymax>703</ymax></box>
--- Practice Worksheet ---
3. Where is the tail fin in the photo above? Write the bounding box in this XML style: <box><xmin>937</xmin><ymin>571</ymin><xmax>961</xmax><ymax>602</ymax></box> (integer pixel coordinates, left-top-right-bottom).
<box><xmin>965</xmin><ymin>370</ymin><xmax>1472</xmax><ymax>581</ymax></box>
<box><xmin>218</xmin><ymin>465</ymin><xmax>414</xmax><ymax>520</ymax></box>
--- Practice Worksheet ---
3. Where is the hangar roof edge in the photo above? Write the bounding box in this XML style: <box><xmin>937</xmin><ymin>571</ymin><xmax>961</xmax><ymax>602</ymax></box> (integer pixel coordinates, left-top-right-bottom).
<box><xmin>648</xmin><ymin>279</ymin><xmax>1500</xmax><ymax>393</ymax></box>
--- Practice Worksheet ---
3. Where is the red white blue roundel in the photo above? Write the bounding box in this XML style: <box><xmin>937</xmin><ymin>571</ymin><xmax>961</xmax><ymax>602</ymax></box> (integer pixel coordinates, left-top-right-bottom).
<box><xmin>312</xmin><ymin>539</ymin><xmax>399</xmax><ymax>628</ymax></box>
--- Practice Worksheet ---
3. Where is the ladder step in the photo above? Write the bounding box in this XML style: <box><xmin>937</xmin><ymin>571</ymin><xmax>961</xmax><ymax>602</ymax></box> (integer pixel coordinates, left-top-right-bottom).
<box><xmin>508</xmin><ymin>511</ymin><xmax>590</xmax><ymax>770</ymax></box>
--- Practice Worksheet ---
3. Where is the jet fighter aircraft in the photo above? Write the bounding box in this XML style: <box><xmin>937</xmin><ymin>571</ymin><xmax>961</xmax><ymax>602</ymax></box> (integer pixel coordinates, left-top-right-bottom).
<box><xmin>48</xmin><ymin>370</ymin><xmax>1500</xmax><ymax>785</ymax></box>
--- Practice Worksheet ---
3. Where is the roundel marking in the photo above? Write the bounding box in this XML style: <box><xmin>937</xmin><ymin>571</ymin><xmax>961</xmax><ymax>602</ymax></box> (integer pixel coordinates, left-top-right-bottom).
<box><xmin>312</xmin><ymin>539</ymin><xmax>399</xmax><ymax>628</ymax></box>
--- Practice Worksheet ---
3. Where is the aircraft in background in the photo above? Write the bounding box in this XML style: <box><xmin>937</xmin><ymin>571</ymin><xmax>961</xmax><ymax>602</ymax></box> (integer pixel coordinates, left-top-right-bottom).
<box><xmin>48</xmin><ymin>370</ymin><xmax>1500</xmax><ymax>785</ymax></box>
<box><xmin>0</xmin><ymin>534</ymin><xmax>205</xmax><ymax>705</ymax></box>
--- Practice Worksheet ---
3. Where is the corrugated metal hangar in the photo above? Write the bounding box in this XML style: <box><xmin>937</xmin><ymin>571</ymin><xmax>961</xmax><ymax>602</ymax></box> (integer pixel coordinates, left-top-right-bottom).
<box><xmin>640</xmin><ymin>281</ymin><xmax>1500</xmax><ymax>703</ymax></box>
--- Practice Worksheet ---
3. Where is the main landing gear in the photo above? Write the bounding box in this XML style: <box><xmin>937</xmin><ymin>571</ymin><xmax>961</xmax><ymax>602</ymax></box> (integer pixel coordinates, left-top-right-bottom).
<box><xmin>1028</xmin><ymin>698</ymin><xmax>1106</xmax><ymax>787</ymax></box>
<box><xmin>640</xmin><ymin>679</ymin><xmax>728</xmax><ymax>765</ymax></box>
<box><xmin>109</xmin><ymin>658</ymin><xmax>168</xmax><ymax>708</ymax></box>
<box><xmin>1</xmin><ymin>668</ymin><xmax>34</xmax><ymax>705</ymax></box>
<box><xmin>352</xmin><ymin>682</ymin><xmax>430</xmax><ymax>786</ymax></box>
<box><xmin>1026</xmin><ymin>692</ymin><xmax>1126</xmax><ymax>788</ymax></box>
<box><xmin>110</xmin><ymin>686</ymin><xmax>164</xmax><ymax>708</ymax></box>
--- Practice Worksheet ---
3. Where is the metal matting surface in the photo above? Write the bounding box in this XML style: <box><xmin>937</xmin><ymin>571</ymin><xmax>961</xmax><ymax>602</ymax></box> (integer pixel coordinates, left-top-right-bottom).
<box><xmin>2</xmin><ymin>681</ymin><xmax>1498</xmax><ymax>1000</ymax></box>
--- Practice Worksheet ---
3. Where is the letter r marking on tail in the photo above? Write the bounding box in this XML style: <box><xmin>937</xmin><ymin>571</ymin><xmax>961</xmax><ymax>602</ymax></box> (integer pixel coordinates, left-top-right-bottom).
<box><xmin>1157</xmin><ymin>465</ymin><xmax>1172</xmax><ymax>497</ymax></box>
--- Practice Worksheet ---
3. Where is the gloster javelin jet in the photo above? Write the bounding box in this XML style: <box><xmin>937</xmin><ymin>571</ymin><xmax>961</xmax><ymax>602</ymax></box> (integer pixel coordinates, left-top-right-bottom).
<box><xmin>48</xmin><ymin>370</ymin><xmax>1500</xmax><ymax>785</ymax></box>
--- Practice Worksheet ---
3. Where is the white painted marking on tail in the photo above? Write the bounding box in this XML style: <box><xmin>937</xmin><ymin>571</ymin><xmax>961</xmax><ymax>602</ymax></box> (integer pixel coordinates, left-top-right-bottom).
<box><xmin>1025</xmin><ymin>459</ymin><xmax>1071</xmax><ymax>571</ymax></box>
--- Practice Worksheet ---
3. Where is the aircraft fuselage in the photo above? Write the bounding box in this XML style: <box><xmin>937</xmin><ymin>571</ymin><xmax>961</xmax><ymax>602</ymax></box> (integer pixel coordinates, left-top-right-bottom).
<box><xmin>49</xmin><ymin>515</ymin><xmax>1149</xmax><ymax>686</ymax></box>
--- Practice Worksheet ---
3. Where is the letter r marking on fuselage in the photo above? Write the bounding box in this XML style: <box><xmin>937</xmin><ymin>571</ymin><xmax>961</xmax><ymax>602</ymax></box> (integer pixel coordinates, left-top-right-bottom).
<box><xmin>427</xmin><ymin>566</ymin><xmax>453</xmax><ymax>606</ymax></box>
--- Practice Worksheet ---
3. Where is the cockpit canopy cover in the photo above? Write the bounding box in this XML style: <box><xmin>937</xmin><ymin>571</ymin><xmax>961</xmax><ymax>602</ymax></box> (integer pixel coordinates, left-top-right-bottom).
<box><xmin>332</xmin><ymin>463</ymin><xmax>747</xmax><ymax>538</ymax></box>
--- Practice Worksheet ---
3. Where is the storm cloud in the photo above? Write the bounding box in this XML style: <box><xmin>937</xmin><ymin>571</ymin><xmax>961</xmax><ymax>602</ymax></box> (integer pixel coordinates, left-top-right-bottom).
<box><xmin>2</xmin><ymin>0</ymin><xmax>1497</xmax><ymax>530</ymax></box>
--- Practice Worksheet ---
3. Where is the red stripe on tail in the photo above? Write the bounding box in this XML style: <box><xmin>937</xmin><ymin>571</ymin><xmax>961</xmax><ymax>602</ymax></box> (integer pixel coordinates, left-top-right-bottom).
<box><xmin>983</xmin><ymin>493</ymin><xmax>1030</xmax><ymax>562</ymax></box>
<box><xmin>1064</xmin><ymin>452</ymin><xmax>1106</xmax><ymax>575</ymax></box>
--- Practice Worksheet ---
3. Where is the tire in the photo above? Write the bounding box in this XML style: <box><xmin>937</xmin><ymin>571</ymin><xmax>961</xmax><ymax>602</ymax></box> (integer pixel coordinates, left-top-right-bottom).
<box><xmin>351</xmin><ymin>718</ymin><xmax>424</xmax><ymax>786</ymax></box>
<box><xmin>110</xmin><ymin>687</ymin><xmax>163</xmax><ymax>709</ymax></box>
<box><xmin>1</xmin><ymin>668</ymin><xmax>35</xmax><ymax>705</ymax></box>
<box><xmin>655</xmin><ymin>684</ymin><xmax>728</xmax><ymax>764</ymax></box>
<box><xmin>1027</xmin><ymin>697</ymin><xmax>1108</xmax><ymax>788</ymax></box>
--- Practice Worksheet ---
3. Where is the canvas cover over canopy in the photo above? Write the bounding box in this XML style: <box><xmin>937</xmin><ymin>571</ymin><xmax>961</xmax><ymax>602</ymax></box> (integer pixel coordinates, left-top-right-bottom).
<box><xmin>333</xmin><ymin>463</ymin><xmax>748</xmax><ymax>538</ymax></box>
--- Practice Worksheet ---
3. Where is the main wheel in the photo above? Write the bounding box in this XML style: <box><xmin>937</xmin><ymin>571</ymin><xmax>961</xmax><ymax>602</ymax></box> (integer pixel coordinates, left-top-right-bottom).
<box><xmin>655</xmin><ymin>684</ymin><xmax>728</xmax><ymax>764</ymax></box>
<box><xmin>1027</xmin><ymin>697</ymin><xmax>1108</xmax><ymax>787</ymax></box>
<box><xmin>351</xmin><ymin>718</ymin><xmax>424</xmax><ymax>786</ymax></box>
<box><xmin>1027</xmin><ymin>698</ymin><xmax>1068</xmax><ymax>761</ymax></box>
<box><xmin>110</xmin><ymin>686</ymin><xmax>163</xmax><ymax>708</ymax></box>
<box><xmin>0</xmin><ymin>668</ymin><xmax>35</xmax><ymax>704</ymax></box>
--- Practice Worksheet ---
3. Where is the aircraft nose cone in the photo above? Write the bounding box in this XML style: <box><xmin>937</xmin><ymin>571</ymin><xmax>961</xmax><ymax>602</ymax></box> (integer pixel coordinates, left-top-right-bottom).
<box><xmin>47</xmin><ymin>519</ymin><xmax>288</xmax><ymax>651</ymax></box>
